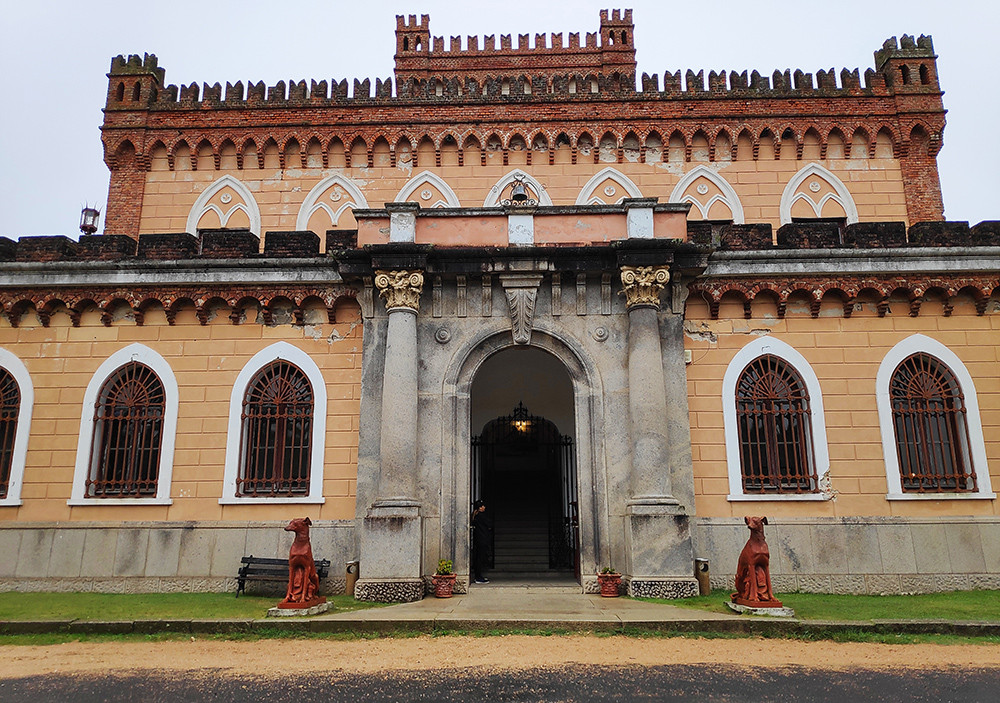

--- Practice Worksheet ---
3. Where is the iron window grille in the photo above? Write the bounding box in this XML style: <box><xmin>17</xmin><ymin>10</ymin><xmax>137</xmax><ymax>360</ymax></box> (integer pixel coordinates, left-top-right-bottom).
<box><xmin>87</xmin><ymin>362</ymin><xmax>164</xmax><ymax>497</ymax></box>
<box><xmin>0</xmin><ymin>369</ymin><xmax>20</xmax><ymax>499</ymax></box>
<box><xmin>890</xmin><ymin>353</ymin><xmax>976</xmax><ymax>493</ymax></box>
<box><xmin>736</xmin><ymin>355</ymin><xmax>818</xmax><ymax>493</ymax></box>
<box><xmin>237</xmin><ymin>361</ymin><xmax>313</xmax><ymax>497</ymax></box>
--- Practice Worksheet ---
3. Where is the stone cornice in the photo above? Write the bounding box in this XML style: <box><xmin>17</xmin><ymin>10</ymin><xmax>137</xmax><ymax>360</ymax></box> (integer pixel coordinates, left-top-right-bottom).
<box><xmin>705</xmin><ymin>246</ymin><xmax>1000</xmax><ymax>278</ymax></box>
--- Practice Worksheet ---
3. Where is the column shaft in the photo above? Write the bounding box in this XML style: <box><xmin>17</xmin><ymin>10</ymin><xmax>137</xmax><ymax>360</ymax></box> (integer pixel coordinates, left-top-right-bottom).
<box><xmin>378</xmin><ymin>307</ymin><xmax>418</xmax><ymax>500</ymax></box>
<box><xmin>626</xmin><ymin>305</ymin><xmax>677</xmax><ymax>504</ymax></box>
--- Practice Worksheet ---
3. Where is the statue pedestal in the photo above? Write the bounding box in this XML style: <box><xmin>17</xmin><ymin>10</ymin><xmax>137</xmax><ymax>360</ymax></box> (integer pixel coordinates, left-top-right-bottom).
<box><xmin>625</xmin><ymin>501</ymin><xmax>698</xmax><ymax>599</ymax></box>
<box><xmin>267</xmin><ymin>601</ymin><xmax>331</xmax><ymax>617</ymax></box>
<box><xmin>726</xmin><ymin>601</ymin><xmax>796</xmax><ymax>618</ymax></box>
<box><xmin>355</xmin><ymin>499</ymin><xmax>424</xmax><ymax>603</ymax></box>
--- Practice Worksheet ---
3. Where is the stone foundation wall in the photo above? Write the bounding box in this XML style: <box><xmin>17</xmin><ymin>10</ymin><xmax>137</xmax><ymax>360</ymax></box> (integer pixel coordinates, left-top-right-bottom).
<box><xmin>694</xmin><ymin>516</ymin><xmax>1000</xmax><ymax>595</ymax></box>
<box><xmin>0</xmin><ymin>521</ymin><xmax>356</xmax><ymax>594</ymax></box>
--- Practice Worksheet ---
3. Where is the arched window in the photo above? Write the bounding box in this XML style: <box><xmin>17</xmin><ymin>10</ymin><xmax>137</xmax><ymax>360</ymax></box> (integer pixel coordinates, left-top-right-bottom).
<box><xmin>735</xmin><ymin>355</ymin><xmax>818</xmax><ymax>494</ymax></box>
<box><xmin>222</xmin><ymin>342</ymin><xmax>327</xmax><ymax>504</ymax></box>
<box><xmin>87</xmin><ymin>362</ymin><xmax>165</xmax><ymax>497</ymax></box>
<box><xmin>237</xmin><ymin>361</ymin><xmax>314</xmax><ymax>497</ymax></box>
<box><xmin>889</xmin><ymin>353</ymin><xmax>975</xmax><ymax>493</ymax></box>
<box><xmin>0</xmin><ymin>369</ymin><xmax>20</xmax><ymax>499</ymax></box>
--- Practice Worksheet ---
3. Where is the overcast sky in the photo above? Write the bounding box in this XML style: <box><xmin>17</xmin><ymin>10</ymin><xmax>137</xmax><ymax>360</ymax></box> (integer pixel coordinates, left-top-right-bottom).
<box><xmin>1</xmin><ymin>0</ymin><xmax>996</xmax><ymax>237</ymax></box>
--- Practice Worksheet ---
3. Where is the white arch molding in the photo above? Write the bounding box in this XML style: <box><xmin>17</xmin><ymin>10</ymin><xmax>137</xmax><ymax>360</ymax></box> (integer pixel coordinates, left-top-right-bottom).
<box><xmin>669</xmin><ymin>165</ymin><xmax>745</xmax><ymax>223</ymax></box>
<box><xmin>295</xmin><ymin>174</ymin><xmax>370</xmax><ymax>232</ymax></box>
<box><xmin>875</xmin><ymin>334</ymin><xmax>994</xmax><ymax>500</ymax></box>
<box><xmin>721</xmin><ymin>336</ymin><xmax>831</xmax><ymax>501</ymax></box>
<box><xmin>70</xmin><ymin>344</ymin><xmax>178</xmax><ymax>506</ymax></box>
<box><xmin>221</xmin><ymin>342</ymin><xmax>327</xmax><ymax>504</ymax></box>
<box><xmin>574</xmin><ymin>167</ymin><xmax>643</xmax><ymax>205</ymax></box>
<box><xmin>186</xmin><ymin>175</ymin><xmax>262</xmax><ymax>236</ymax></box>
<box><xmin>438</xmin><ymin>323</ymin><xmax>608</xmax><ymax>584</ymax></box>
<box><xmin>779</xmin><ymin>162</ymin><xmax>859</xmax><ymax>225</ymax></box>
<box><xmin>482</xmin><ymin>169</ymin><xmax>553</xmax><ymax>207</ymax></box>
<box><xmin>394</xmin><ymin>171</ymin><xmax>461</xmax><ymax>208</ymax></box>
<box><xmin>0</xmin><ymin>348</ymin><xmax>34</xmax><ymax>507</ymax></box>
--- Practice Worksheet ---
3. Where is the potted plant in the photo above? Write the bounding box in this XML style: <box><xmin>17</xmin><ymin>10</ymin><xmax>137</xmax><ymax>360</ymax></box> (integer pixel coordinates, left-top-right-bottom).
<box><xmin>597</xmin><ymin>567</ymin><xmax>621</xmax><ymax>597</ymax></box>
<box><xmin>432</xmin><ymin>559</ymin><xmax>457</xmax><ymax>598</ymax></box>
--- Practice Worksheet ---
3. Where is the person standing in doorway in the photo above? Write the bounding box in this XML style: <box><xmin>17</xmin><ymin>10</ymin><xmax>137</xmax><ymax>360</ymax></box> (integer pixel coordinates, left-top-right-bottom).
<box><xmin>472</xmin><ymin>499</ymin><xmax>492</xmax><ymax>584</ymax></box>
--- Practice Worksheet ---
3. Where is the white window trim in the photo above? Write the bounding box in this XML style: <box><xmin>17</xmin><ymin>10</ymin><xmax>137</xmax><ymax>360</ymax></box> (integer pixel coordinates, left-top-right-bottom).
<box><xmin>574</xmin><ymin>167</ymin><xmax>643</xmax><ymax>205</ymax></box>
<box><xmin>779</xmin><ymin>162</ymin><xmax>858</xmax><ymax>225</ymax></box>
<box><xmin>394</xmin><ymin>170</ymin><xmax>461</xmax><ymax>207</ymax></box>
<box><xmin>69</xmin><ymin>344</ymin><xmax>177</xmax><ymax>506</ymax></box>
<box><xmin>722</xmin><ymin>336</ymin><xmax>831</xmax><ymax>501</ymax></box>
<box><xmin>186</xmin><ymin>174</ymin><xmax>262</xmax><ymax>236</ymax></box>
<box><xmin>0</xmin><ymin>349</ymin><xmax>34</xmax><ymax>507</ymax></box>
<box><xmin>876</xmin><ymin>334</ymin><xmax>995</xmax><ymax>501</ymax></box>
<box><xmin>220</xmin><ymin>342</ymin><xmax>327</xmax><ymax>504</ymax></box>
<box><xmin>295</xmin><ymin>174</ymin><xmax>369</xmax><ymax>232</ymax></box>
<box><xmin>669</xmin><ymin>165</ymin><xmax>745</xmax><ymax>224</ymax></box>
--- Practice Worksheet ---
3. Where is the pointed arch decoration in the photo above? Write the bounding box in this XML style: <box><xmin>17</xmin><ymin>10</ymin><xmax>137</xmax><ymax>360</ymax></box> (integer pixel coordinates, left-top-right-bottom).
<box><xmin>295</xmin><ymin>174</ymin><xmax>370</xmax><ymax>231</ymax></box>
<box><xmin>394</xmin><ymin>170</ymin><xmax>461</xmax><ymax>208</ymax></box>
<box><xmin>574</xmin><ymin>167</ymin><xmax>643</xmax><ymax>205</ymax></box>
<box><xmin>780</xmin><ymin>163</ymin><xmax>858</xmax><ymax>225</ymax></box>
<box><xmin>483</xmin><ymin>169</ymin><xmax>552</xmax><ymax>207</ymax></box>
<box><xmin>669</xmin><ymin>166</ymin><xmax>745</xmax><ymax>223</ymax></box>
<box><xmin>186</xmin><ymin>175</ymin><xmax>261</xmax><ymax>236</ymax></box>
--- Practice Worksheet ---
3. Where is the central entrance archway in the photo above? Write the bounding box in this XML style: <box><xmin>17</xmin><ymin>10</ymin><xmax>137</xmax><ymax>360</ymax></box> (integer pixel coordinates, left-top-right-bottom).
<box><xmin>470</xmin><ymin>347</ymin><xmax>579</xmax><ymax>582</ymax></box>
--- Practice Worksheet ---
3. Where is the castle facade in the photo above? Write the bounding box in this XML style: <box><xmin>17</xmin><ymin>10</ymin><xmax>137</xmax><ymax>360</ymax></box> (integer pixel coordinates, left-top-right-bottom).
<box><xmin>0</xmin><ymin>10</ymin><xmax>996</xmax><ymax>599</ymax></box>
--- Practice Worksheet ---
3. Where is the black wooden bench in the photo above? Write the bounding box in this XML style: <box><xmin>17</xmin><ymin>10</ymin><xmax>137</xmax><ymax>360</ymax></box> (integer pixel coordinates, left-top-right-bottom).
<box><xmin>236</xmin><ymin>555</ymin><xmax>331</xmax><ymax>597</ymax></box>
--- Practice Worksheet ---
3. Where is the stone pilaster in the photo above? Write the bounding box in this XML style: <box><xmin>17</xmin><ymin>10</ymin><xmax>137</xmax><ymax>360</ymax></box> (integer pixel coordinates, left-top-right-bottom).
<box><xmin>620</xmin><ymin>265</ymin><xmax>697</xmax><ymax>598</ymax></box>
<box><xmin>357</xmin><ymin>269</ymin><xmax>425</xmax><ymax>602</ymax></box>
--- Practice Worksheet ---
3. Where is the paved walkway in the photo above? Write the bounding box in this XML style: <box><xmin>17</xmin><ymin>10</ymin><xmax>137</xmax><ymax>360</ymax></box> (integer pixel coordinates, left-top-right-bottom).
<box><xmin>320</xmin><ymin>582</ymin><xmax>737</xmax><ymax>629</ymax></box>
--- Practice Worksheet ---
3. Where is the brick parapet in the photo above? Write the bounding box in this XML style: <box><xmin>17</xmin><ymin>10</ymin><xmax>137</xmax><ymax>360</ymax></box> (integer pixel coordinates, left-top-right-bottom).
<box><xmin>2</xmin><ymin>221</ymin><xmax>997</xmax><ymax>267</ymax></box>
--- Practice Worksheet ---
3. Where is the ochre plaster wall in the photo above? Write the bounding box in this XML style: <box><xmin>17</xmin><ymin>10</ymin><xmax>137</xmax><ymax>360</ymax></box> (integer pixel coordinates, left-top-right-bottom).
<box><xmin>685</xmin><ymin>294</ymin><xmax>1000</xmax><ymax>519</ymax></box>
<box><xmin>138</xmin><ymin>157</ymin><xmax>906</xmax><ymax>249</ymax></box>
<box><xmin>0</xmin><ymin>303</ymin><xmax>362</xmax><ymax>524</ymax></box>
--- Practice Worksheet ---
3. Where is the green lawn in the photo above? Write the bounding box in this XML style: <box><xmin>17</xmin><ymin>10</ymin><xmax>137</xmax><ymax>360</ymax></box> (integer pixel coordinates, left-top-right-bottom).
<box><xmin>0</xmin><ymin>592</ymin><xmax>380</xmax><ymax>621</ymax></box>
<box><xmin>655</xmin><ymin>589</ymin><xmax>1000</xmax><ymax>621</ymax></box>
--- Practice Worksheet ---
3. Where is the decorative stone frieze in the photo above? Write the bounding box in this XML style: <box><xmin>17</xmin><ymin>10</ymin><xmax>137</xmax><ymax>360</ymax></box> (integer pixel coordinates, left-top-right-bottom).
<box><xmin>374</xmin><ymin>269</ymin><xmax>424</xmax><ymax>312</ymax></box>
<box><xmin>688</xmin><ymin>274</ymin><xmax>1000</xmax><ymax>320</ymax></box>
<box><xmin>620</xmin><ymin>266</ymin><xmax>670</xmax><ymax>310</ymax></box>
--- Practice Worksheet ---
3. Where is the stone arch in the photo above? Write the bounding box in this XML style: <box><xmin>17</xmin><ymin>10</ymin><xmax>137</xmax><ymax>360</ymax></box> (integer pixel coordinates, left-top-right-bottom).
<box><xmin>483</xmin><ymin>169</ymin><xmax>552</xmax><ymax>207</ymax></box>
<box><xmin>670</xmin><ymin>166</ymin><xmax>744</xmax><ymax>223</ymax></box>
<box><xmin>440</xmin><ymin>325</ymin><xmax>609</xmax><ymax>584</ymax></box>
<box><xmin>296</xmin><ymin>174</ymin><xmax>369</xmax><ymax>232</ymax></box>
<box><xmin>186</xmin><ymin>175</ymin><xmax>261</xmax><ymax>235</ymax></box>
<box><xmin>574</xmin><ymin>167</ymin><xmax>642</xmax><ymax>205</ymax></box>
<box><xmin>394</xmin><ymin>171</ymin><xmax>461</xmax><ymax>208</ymax></box>
<box><xmin>780</xmin><ymin>163</ymin><xmax>858</xmax><ymax>225</ymax></box>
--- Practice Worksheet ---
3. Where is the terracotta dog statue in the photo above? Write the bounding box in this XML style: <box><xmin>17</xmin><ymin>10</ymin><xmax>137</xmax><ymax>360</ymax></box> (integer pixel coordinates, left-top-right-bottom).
<box><xmin>732</xmin><ymin>516</ymin><xmax>782</xmax><ymax>607</ymax></box>
<box><xmin>279</xmin><ymin>516</ymin><xmax>324</xmax><ymax>608</ymax></box>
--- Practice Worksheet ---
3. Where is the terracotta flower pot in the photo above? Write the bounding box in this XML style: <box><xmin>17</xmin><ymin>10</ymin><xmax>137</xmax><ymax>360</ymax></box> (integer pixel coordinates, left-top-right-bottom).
<box><xmin>598</xmin><ymin>572</ymin><xmax>621</xmax><ymax>597</ymax></box>
<box><xmin>432</xmin><ymin>573</ymin><xmax>456</xmax><ymax>598</ymax></box>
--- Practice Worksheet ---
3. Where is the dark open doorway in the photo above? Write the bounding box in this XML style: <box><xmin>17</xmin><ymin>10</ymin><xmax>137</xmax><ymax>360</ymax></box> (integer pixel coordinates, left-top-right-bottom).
<box><xmin>472</xmin><ymin>402</ymin><xmax>579</xmax><ymax>580</ymax></box>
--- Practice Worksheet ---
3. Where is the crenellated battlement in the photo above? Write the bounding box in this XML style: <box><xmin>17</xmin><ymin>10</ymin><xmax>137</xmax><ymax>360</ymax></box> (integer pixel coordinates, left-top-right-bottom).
<box><xmin>105</xmin><ymin>27</ymin><xmax>941</xmax><ymax>113</ymax></box>
<box><xmin>106</xmin><ymin>63</ymin><xmax>896</xmax><ymax>110</ymax></box>
<box><xmin>393</xmin><ymin>10</ymin><xmax>635</xmax><ymax>82</ymax></box>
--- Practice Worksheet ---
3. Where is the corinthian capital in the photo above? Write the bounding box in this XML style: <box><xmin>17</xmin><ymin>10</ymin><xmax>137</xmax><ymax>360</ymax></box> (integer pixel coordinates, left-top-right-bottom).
<box><xmin>375</xmin><ymin>269</ymin><xmax>424</xmax><ymax>312</ymax></box>
<box><xmin>620</xmin><ymin>266</ymin><xmax>670</xmax><ymax>310</ymax></box>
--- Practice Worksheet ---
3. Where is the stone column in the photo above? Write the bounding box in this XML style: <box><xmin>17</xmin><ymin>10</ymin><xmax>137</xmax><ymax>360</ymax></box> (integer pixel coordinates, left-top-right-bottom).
<box><xmin>620</xmin><ymin>265</ymin><xmax>697</xmax><ymax>599</ymax></box>
<box><xmin>355</xmin><ymin>269</ymin><xmax>425</xmax><ymax>603</ymax></box>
